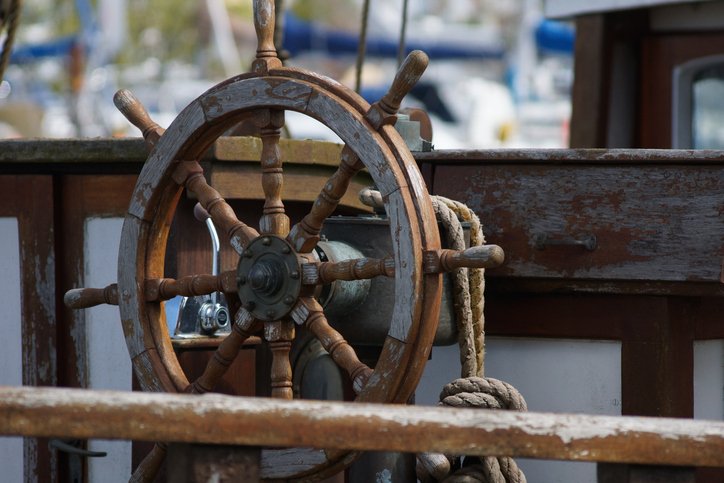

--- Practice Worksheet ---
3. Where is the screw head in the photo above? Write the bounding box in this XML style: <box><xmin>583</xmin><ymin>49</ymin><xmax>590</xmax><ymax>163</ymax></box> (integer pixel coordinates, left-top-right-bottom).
<box><xmin>289</xmin><ymin>270</ymin><xmax>300</xmax><ymax>280</ymax></box>
<box><xmin>281</xmin><ymin>245</ymin><xmax>291</xmax><ymax>254</ymax></box>
<box><xmin>262</xmin><ymin>237</ymin><xmax>271</xmax><ymax>246</ymax></box>
<box><xmin>265</xmin><ymin>309</ymin><xmax>276</xmax><ymax>319</ymax></box>
<box><xmin>243</xmin><ymin>250</ymin><xmax>254</xmax><ymax>258</ymax></box>
<box><xmin>283</xmin><ymin>296</ymin><xmax>294</xmax><ymax>305</ymax></box>
<box><xmin>244</xmin><ymin>300</ymin><xmax>256</xmax><ymax>310</ymax></box>
<box><xmin>237</xmin><ymin>275</ymin><xmax>246</xmax><ymax>285</ymax></box>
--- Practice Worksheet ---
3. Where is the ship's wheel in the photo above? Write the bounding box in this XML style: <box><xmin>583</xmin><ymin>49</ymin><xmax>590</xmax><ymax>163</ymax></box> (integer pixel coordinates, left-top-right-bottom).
<box><xmin>64</xmin><ymin>1</ymin><xmax>505</xmax><ymax>481</ymax></box>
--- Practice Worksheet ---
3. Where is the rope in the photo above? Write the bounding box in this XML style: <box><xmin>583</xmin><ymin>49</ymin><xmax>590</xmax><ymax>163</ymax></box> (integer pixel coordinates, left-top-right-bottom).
<box><xmin>357</xmin><ymin>187</ymin><xmax>526</xmax><ymax>483</ymax></box>
<box><xmin>437</xmin><ymin>378</ymin><xmax>527</xmax><ymax>483</ymax></box>
<box><xmin>355</xmin><ymin>0</ymin><xmax>370</xmax><ymax>93</ymax></box>
<box><xmin>0</xmin><ymin>0</ymin><xmax>21</xmax><ymax>84</ymax></box>
<box><xmin>357</xmin><ymin>188</ymin><xmax>485</xmax><ymax>377</ymax></box>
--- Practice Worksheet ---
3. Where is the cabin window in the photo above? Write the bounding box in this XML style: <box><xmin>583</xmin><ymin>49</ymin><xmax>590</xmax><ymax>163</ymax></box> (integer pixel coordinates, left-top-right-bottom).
<box><xmin>673</xmin><ymin>54</ymin><xmax>724</xmax><ymax>148</ymax></box>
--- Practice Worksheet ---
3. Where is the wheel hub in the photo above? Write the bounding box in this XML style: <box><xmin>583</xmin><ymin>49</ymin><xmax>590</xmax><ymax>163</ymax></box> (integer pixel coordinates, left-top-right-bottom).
<box><xmin>237</xmin><ymin>236</ymin><xmax>302</xmax><ymax>321</ymax></box>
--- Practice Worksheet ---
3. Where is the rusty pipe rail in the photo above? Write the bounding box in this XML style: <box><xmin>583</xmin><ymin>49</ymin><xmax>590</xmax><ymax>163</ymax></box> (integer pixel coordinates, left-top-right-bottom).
<box><xmin>1</xmin><ymin>386</ymin><xmax>724</xmax><ymax>467</ymax></box>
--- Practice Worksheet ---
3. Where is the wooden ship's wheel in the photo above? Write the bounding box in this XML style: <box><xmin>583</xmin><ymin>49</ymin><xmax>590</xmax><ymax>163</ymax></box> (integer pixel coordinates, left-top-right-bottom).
<box><xmin>64</xmin><ymin>1</ymin><xmax>504</xmax><ymax>480</ymax></box>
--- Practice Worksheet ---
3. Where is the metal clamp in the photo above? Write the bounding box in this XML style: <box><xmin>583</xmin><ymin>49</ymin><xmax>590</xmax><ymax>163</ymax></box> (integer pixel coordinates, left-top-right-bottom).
<box><xmin>535</xmin><ymin>233</ymin><xmax>596</xmax><ymax>251</ymax></box>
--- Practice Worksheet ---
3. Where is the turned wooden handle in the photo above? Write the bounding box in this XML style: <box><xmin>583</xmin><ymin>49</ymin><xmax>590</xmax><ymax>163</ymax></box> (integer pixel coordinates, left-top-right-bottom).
<box><xmin>113</xmin><ymin>89</ymin><xmax>164</xmax><ymax>149</ymax></box>
<box><xmin>380</xmin><ymin>50</ymin><xmax>429</xmax><ymax>113</ymax></box>
<box><xmin>417</xmin><ymin>452</ymin><xmax>451</xmax><ymax>480</ymax></box>
<box><xmin>253</xmin><ymin>0</ymin><xmax>276</xmax><ymax>59</ymax></box>
<box><xmin>64</xmin><ymin>285</ymin><xmax>118</xmax><ymax>309</ymax></box>
<box><xmin>423</xmin><ymin>245</ymin><xmax>505</xmax><ymax>274</ymax></box>
<box><xmin>129</xmin><ymin>442</ymin><xmax>167</xmax><ymax>483</ymax></box>
<box><xmin>444</xmin><ymin>245</ymin><xmax>505</xmax><ymax>270</ymax></box>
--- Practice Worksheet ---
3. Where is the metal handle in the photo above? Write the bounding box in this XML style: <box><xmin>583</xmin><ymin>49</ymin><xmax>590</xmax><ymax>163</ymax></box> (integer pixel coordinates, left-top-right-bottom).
<box><xmin>535</xmin><ymin>233</ymin><xmax>596</xmax><ymax>251</ymax></box>
<box><xmin>50</xmin><ymin>438</ymin><xmax>107</xmax><ymax>457</ymax></box>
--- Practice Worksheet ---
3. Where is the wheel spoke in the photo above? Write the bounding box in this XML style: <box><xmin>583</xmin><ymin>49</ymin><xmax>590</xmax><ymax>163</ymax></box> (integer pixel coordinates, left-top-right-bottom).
<box><xmin>144</xmin><ymin>271</ymin><xmax>236</xmax><ymax>302</ymax></box>
<box><xmin>290</xmin><ymin>297</ymin><xmax>373</xmax><ymax>394</ymax></box>
<box><xmin>254</xmin><ymin>109</ymin><xmax>290</xmax><ymax>236</ymax></box>
<box><xmin>299</xmin><ymin>245</ymin><xmax>504</xmax><ymax>286</ymax></box>
<box><xmin>287</xmin><ymin>145</ymin><xmax>366</xmax><ymax>253</ymax></box>
<box><xmin>129</xmin><ymin>442</ymin><xmax>167</xmax><ymax>483</ymax></box>
<box><xmin>173</xmin><ymin>160</ymin><xmax>259</xmax><ymax>254</ymax></box>
<box><xmin>263</xmin><ymin>319</ymin><xmax>295</xmax><ymax>399</ymax></box>
<box><xmin>423</xmin><ymin>245</ymin><xmax>505</xmax><ymax>274</ymax></box>
<box><xmin>302</xmin><ymin>255</ymin><xmax>395</xmax><ymax>285</ymax></box>
<box><xmin>187</xmin><ymin>308</ymin><xmax>262</xmax><ymax>394</ymax></box>
<box><xmin>64</xmin><ymin>284</ymin><xmax>119</xmax><ymax>309</ymax></box>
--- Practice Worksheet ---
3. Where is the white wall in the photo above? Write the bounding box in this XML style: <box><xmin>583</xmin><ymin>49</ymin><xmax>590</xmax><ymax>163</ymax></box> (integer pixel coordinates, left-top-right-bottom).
<box><xmin>694</xmin><ymin>340</ymin><xmax>724</xmax><ymax>421</ymax></box>
<box><xmin>84</xmin><ymin>217</ymin><xmax>132</xmax><ymax>482</ymax></box>
<box><xmin>0</xmin><ymin>218</ymin><xmax>23</xmax><ymax>481</ymax></box>
<box><xmin>417</xmin><ymin>337</ymin><xmax>622</xmax><ymax>483</ymax></box>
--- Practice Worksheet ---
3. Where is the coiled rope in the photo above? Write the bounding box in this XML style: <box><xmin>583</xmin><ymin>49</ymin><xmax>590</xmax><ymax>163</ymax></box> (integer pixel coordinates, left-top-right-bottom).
<box><xmin>359</xmin><ymin>187</ymin><xmax>526</xmax><ymax>483</ymax></box>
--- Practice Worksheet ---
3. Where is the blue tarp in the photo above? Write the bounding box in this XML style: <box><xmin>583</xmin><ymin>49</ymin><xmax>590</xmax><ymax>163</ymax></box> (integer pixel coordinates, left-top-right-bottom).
<box><xmin>535</xmin><ymin>19</ymin><xmax>575</xmax><ymax>54</ymax></box>
<box><xmin>282</xmin><ymin>13</ymin><xmax>505</xmax><ymax>60</ymax></box>
<box><xmin>9</xmin><ymin>35</ymin><xmax>78</xmax><ymax>64</ymax></box>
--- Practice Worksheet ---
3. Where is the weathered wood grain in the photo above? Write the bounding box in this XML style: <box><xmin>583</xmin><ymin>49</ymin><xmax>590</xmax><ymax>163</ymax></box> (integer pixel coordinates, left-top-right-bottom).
<box><xmin>434</xmin><ymin>164</ymin><xmax>724</xmax><ymax>283</ymax></box>
<box><xmin>6</xmin><ymin>386</ymin><xmax>724</xmax><ymax>468</ymax></box>
<box><xmin>209</xmin><ymin>162</ymin><xmax>373</xmax><ymax>212</ymax></box>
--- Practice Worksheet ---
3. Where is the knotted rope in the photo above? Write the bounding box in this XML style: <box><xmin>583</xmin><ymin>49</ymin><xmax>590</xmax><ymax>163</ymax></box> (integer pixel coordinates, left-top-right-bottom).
<box><xmin>358</xmin><ymin>187</ymin><xmax>526</xmax><ymax>483</ymax></box>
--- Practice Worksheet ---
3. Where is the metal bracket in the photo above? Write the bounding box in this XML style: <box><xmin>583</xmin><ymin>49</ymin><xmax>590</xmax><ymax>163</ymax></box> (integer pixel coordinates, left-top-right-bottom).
<box><xmin>535</xmin><ymin>233</ymin><xmax>597</xmax><ymax>251</ymax></box>
<box><xmin>50</xmin><ymin>438</ymin><xmax>107</xmax><ymax>457</ymax></box>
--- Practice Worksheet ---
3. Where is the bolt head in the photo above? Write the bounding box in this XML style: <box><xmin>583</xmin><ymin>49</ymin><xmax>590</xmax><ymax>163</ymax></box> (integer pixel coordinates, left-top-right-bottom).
<box><xmin>245</xmin><ymin>300</ymin><xmax>256</xmax><ymax>310</ymax></box>
<box><xmin>262</xmin><ymin>237</ymin><xmax>271</xmax><ymax>246</ymax></box>
<box><xmin>290</xmin><ymin>270</ymin><xmax>300</xmax><ymax>280</ymax></box>
<box><xmin>243</xmin><ymin>250</ymin><xmax>254</xmax><ymax>258</ymax></box>
<box><xmin>283</xmin><ymin>296</ymin><xmax>294</xmax><ymax>305</ymax></box>
<box><xmin>237</xmin><ymin>275</ymin><xmax>246</xmax><ymax>285</ymax></box>
<box><xmin>281</xmin><ymin>245</ymin><xmax>291</xmax><ymax>254</ymax></box>
<box><xmin>266</xmin><ymin>309</ymin><xmax>276</xmax><ymax>319</ymax></box>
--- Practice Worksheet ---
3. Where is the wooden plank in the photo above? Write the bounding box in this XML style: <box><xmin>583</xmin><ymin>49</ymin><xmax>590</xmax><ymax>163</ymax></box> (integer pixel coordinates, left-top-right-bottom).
<box><xmin>414</xmin><ymin>148</ymin><xmax>724</xmax><ymax>164</ymax></box>
<box><xmin>4</xmin><ymin>386</ymin><xmax>724</xmax><ymax>467</ymax></box>
<box><xmin>621</xmin><ymin>297</ymin><xmax>694</xmax><ymax>418</ymax></box>
<box><xmin>0</xmin><ymin>138</ymin><xmax>148</xmax><ymax>163</ymax></box>
<box><xmin>433</xmin><ymin>163</ymin><xmax>724</xmax><ymax>284</ymax></box>
<box><xmin>16</xmin><ymin>176</ymin><xmax>57</xmax><ymax>482</ymax></box>
<box><xmin>570</xmin><ymin>14</ymin><xmax>610</xmax><ymax>148</ymax></box>
<box><xmin>213</xmin><ymin>136</ymin><xmax>344</xmax><ymax>167</ymax></box>
<box><xmin>209</xmin><ymin>163</ymin><xmax>373</xmax><ymax>212</ymax></box>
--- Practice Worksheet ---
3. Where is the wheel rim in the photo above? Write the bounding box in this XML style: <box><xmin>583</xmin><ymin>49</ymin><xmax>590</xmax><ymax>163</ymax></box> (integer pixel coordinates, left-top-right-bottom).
<box><xmin>117</xmin><ymin>71</ymin><xmax>441</xmax><ymax>479</ymax></box>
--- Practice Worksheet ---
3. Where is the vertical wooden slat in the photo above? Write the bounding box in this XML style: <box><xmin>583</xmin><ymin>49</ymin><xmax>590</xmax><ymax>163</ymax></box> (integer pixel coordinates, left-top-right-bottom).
<box><xmin>570</xmin><ymin>14</ymin><xmax>611</xmax><ymax>148</ymax></box>
<box><xmin>621</xmin><ymin>297</ymin><xmax>693</xmax><ymax>418</ymax></box>
<box><xmin>17</xmin><ymin>175</ymin><xmax>57</xmax><ymax>482</ymax></box>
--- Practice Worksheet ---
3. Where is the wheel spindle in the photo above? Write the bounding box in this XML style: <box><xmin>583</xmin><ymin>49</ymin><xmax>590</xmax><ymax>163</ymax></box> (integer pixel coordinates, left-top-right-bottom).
<box><xmin>113</xmin><ymin>89</ymin><xmax>165</xmax><ymax>151</ymax></box>
<box><xmin>255</xmin><ymin>109</ymin><xmax>289</xmax><ymax>236</ymax></box>
<box><xmin>300</xmin><ymin>245</ymin><xmax>505</xmax><ymax>286</ymax></box>
<box><xmin>172</xmin><ymin>160</ymin><xmax>259</xmax><ymax>254</ymax></box>
<box><xmin>64</xmin><ymin>284</ymin><xmax>119</xmax><ymax>309</ymax></box>
<box><xmin>291</xmin><ymin>297</ymin><xmax>373</xmax><ymax>394</ymax></box>
<box><xmin>366</xmin><ymin>50</ymin><xmax>429</xmax><ymax>129</ymax></box>
<box><xmin>188</xmin><ymin>308</ymin><xmax>262</xmax><ymax>394</ymax></box>
<box><xmin>264</xmin><ymin>319</ymin><xmax>295</xmax><ymax>399</ymax></box>
<box><xmin>252</xmin><ymin>0</ymin><xmax>282</xmax><ymax>74</ymax></box>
